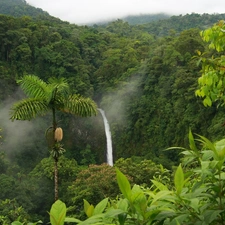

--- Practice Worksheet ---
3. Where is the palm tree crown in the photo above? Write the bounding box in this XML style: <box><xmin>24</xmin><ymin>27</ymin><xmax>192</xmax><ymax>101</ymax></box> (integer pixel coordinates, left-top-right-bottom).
<box><xmin>10</xmin><ymin>75</ymin><xmax>97</xmax><ymax>121</ymax></box>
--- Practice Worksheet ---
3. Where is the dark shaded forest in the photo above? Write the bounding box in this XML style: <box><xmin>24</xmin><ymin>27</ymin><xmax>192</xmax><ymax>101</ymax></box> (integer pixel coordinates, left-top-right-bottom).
<box><xmin>1</xmin><ymin>0</ymin><xmax>225</xmax><ymax>223</ymax></box>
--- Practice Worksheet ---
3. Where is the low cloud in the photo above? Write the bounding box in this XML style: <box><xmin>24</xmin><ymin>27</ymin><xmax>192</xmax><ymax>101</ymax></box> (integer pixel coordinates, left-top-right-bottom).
<box><xmin>0</xmin><ymin>89</ymin><xmax>43</xmax><ymax>157</ymax></box>
<box><xmin>100</xmin><ymin>69</ymin><xmax>145</xmax><ymax>126</ymax></box>
<box><xmin>26</xmin><ymin>0</ymin><xmax>225</xmax><ymax>24</ymax></box>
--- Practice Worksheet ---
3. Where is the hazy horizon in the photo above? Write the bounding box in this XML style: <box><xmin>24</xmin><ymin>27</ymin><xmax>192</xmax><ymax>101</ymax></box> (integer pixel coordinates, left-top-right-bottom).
<box><xmin>25</xmin><ymin>0</ymin><xmax>225</xmax><ymax>25</ymax></box>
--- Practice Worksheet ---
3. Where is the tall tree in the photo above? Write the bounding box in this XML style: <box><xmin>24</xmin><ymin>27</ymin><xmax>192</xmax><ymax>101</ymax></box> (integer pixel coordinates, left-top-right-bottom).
<box><xmin>10</xmin><ymin>75</ymin><xmax>97</xmax><ymax>201</ymax></box>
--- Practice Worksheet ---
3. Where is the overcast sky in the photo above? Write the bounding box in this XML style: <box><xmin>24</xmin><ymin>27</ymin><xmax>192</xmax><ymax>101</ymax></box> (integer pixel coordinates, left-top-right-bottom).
<box><xmin>25</xmin><ymin>0</ymin><xmax>225</xmax><ymax>25</ymax></box>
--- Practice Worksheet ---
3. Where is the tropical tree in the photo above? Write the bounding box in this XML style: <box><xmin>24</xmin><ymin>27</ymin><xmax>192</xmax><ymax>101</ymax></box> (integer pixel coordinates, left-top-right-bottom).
<box><xmin>67</xmin><ymin>163</ymin><xmax>121</xmax><ymax>218</ymax></box>
<box><xmin>10</xmin><ymin>75</ymin><xmax>97</xmax><ymax>201</ymax></box>
<box><xmin>195</xmin><ymin>20</ymin><xmax>225</xmax><ymax>107</ymax></box>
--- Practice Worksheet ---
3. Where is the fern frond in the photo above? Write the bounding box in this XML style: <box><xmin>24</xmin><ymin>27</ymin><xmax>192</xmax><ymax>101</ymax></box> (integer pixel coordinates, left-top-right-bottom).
<box><xmin>10</xmin><ymin>98</ymin><xmax>49</xmax><ymax>121</ymax></box>
<box><xmin>17</xmin><ymin>75</ymin><xmax>48</xmax><ymax>99</ymax></box>
<box><xmin>62</xmin><ymin>94</ymin><xmax>97</xmax><ymax>117</ymax></box>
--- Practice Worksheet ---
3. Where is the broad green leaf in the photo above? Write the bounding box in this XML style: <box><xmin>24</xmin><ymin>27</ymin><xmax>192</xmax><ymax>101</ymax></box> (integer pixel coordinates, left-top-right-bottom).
<box><xmin>215</xmin><ymin>172</ymin><xmax>225</xmax><ymax>179</ymax></box>
<box><xmin>203</xmin><ymin>96</ymin><xmax>212</xmax><ymax>106</ymax></box>
<box><xmin>203</xmin><ymin>210</ymin><xmax>223</xmax><ymax>224</ymax></box>
<box><xmin>197</xmin><ymin>135</ymin><xmax>219</xmax><ymax>159</ymax></box>
<box><xmin>144</xmin><ymin>208</ymin><xmax>162</xmax><ymax>223</ymax></box>
<box><xmin>116</xmin><ymin>168</ymin><xmax>131</xmax><ymax>200</ymax></box>
<box><xmin>130</xmin><ymin>185</ymin><xmax>148</xmax><ymax>216</ymax></box>
<box><xmin>131</xmin><ymin>184</ymin><xmax>143</xmax><ymax>194</ymax></box>
<box><xmin>215</xmin><ymin>139</ymin><xmax>225</xmax><ymax>160</ymax></box>
<box><xmin>154</xmin><ymin>211</ymin><xmax>176</xmax><ymax>222</ymax></box>
<box><xmin>83</xmin><ymin>199</ymin><xmax>91</xmax><ymax>215</ymax></box>
<box><xmin>93</xmin><ymin>198</ymin><xmax>108</xmax><ymax>215</ymax></box>
<box><xmin>64</xmin><ymin>217</ymin><xmax>82</xmax><ymax>223</ymax></box>
<box><xmin>206</xmin><ymin>76</ymin><xmax>213</xmax><ymax>86</ymax></box>
<box><xmin>118</xmin><ymin>213</ymin><xmax>127</xmax><ymax>225</ymax></box>
<box><xmin>78</xmin><ymin>214</ymin><xmax>104</xmax><ymax>225</ymax></box>
<box><xmin>49</xmin><ymin>200</ymin><xmax>66</xmax><ymax>225</ymax></box>
<box><xmin>217</xmin><ymin>79</ymin><xmax>223</xmax><ymax>88</ymax></box>
<box><xmin>131</xmin><ymin>191</ymin><xmax>147</xmax><ymax>211</ymax></box>
<box><xmin>189</xmin><ymin>198</ymin><xmax>200</xmax><ymax>212</ymax></box>
<box><xmin>151</xmin><ymin>190</ymin><xmax>173</xmax><ymax>204</ymax></box>
<box><xmin>170</xmin><ymin>214</ymin><xmax>189</xmax><ymax>225</ymax></box>
<box><xmin>202</xmin><ymin>150</ymin><xmax>214</xmax><ymax>160</ymax></box>
<box><xmin>195</xmin><ymin>89</ymin><xmax>201</xmax><ymax>97</ymax></box>
<box><xmin>86</xmin><ymin>205</ymin><xmax>94</xmax><ymax>218</ymax></box>
<box><xmin>117</xmin><ymin>198</ymin><xmax>129</xmax><ymax>211</ymax></box>
<box><xmin>151</xmin><ymin>180</ymin><xmax>168</xmax><ymax>191</ymax></box>
<box><xmin>11</xmin><ymin>222</ymin><xmax>23</xmax><ymax>225</ymax></box>
<box><xmin>83</xmin><ymin>199</ymin><xmax>94</xmax><ymax>218</ymax></box>
<box><xmin>27</xmin><ymin>221</ymin><xmax>43</xmax><ymax>225</ymax></box>
<box><xmin>202</xmin><ymin>85</ymin><xmax>209</xmax><ymax>95</ymax></box>
<box><xmin>174</xmin><ymin>164</ymin><xmax>184</xmax><ymax>195</ymax></box>
<box><xmin>201</xmin><ymin>161</ymin><xmax>211</xmax><ymax>171</ymax></box>
<box><xmin>188</xmin><ymin>129</ymin><xmax>198</xmax><ymax>153</ymax></box>
<box><xmin>105</xmin><ymin>208</ymin><xmax>126</xmax><ymax>218</ymax></box>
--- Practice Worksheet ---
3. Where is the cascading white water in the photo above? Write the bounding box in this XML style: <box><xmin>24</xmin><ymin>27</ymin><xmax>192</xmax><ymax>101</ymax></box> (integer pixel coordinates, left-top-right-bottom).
<box><xmin>98</xmin><ymin>108</ymin><xmax>113</xmax><ymax>166</ymax></box>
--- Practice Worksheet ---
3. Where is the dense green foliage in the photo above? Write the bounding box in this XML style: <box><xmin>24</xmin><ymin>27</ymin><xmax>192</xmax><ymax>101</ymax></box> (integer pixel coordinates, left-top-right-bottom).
<box><xmin>0</xmin><ymin>0</ymin><xmax>50</xmax><ymax>18</ymax></box>
<box><xmin>0</xmin><ymin>0</ymin><xmax>68</xmax><ymax>26</ymax></box>
<box><xmin>1</xmin><ymin>1</ymin><xmax>225</xmax><ymax>221</ymax></box>
<box><xmin>134</xmin><ymin>13</ymin><xmax>225</xmax><ymax>36</ymax></box>
<box><xmin>121</xmin><ymin>13</ymin><xmax>171</xmax><ymax>25</ymax></box>
<box><xmin>76</xmin><ymin>132</ymin><xmax>225</xmax><ymax>224</ymax></box>
<box><xmin>14</xmin><ymin>132</ymin><xmax>225</xmax><ymax>224</ymax></box>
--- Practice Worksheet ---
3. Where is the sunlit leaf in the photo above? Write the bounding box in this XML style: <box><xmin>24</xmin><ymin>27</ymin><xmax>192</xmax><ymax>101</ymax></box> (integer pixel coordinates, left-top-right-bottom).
<box><xmin>93</xmin><ymin>198</ymin><xmax>108</xmax><ymax>215</ymax></box>
<box><xmin>83</xmin><ymin>199</ymin><xmax>94</xmax><ymax>218</ymax></box>
<box><xmin>151</xmin><ymin>180</ymin><xmax>168</xmax><ymax>191</ymax></box>
<box><xmin>49</xmin><ymin>200</ymin><xmax>66</xmax><ymax>225</ymax></box>
<box><xmin>116</xmin><ymin>168</ymin><xmax>131</xmax><ymax>200</ymax></box>
<box><xmin>174</xmin><ymin>164</ymin><xmax>184</xmax><ymax>195</ymax></box>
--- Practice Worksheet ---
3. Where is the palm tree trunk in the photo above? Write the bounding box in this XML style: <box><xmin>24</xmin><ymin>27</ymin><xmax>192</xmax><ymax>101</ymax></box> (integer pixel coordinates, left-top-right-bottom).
<box><xmin>54</xmin><ymin>158</ymin><xmax>58</xmax><ymax>201</ymax></box>
<box><xmin>52</xmin><ymin>107</ymin><xmax>58</xmax><ymax>201</ymax></box>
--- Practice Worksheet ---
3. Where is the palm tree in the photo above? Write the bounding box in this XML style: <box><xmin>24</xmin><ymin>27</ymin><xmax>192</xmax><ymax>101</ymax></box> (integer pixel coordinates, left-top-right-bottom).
<box><xmin>10</xmin><ymin>75</ymin><xmax>97</xmax><ymax>201</ymax></box>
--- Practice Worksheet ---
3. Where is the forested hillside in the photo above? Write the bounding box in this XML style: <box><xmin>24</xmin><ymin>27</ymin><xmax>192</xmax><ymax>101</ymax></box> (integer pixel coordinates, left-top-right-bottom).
<box><xmin>0</xmin><ymin>0</ymin><xmax>49</xmax><ymax>18</ymax></box>
<box><xmin>134</xmin><ymin>13</ymin><xmax>225</xmax><ymax>36</ymax></box>
<box><xmin>1</xmin><ymin>1</ymin><xmax>225</xmax><ymax>222</ymax></box>
<box><xmin>1</xmin><ymin>13</ymin><xmax>225</xmax><ymax>165</ymax></box>
<box><xmin>122</xmin><ymin>13</ymin><xmax>171</xmax><ymax>25</ymax></box>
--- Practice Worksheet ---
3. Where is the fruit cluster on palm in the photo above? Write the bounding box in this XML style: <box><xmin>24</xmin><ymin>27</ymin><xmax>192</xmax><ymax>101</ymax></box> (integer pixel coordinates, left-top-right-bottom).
<box><xmin>10</xmin><ymin>75</ymin><xmax>97</xmax><ymax>200</ymax></box>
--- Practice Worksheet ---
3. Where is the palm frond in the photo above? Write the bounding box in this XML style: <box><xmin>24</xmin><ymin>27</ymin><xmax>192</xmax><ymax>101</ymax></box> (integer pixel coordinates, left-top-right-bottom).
<box><xmin>62</xmin><ymin>94</ymin><xmax>97</xmax><ymax>117</ymax></box>
<box><xmin>10</xmin><ymin>98</ymin><xmax>49</xmax><ymax>121</ymax></box>
<box><xmin>48</xmin><ymin>77</ymin><xmax>70</xmax><ymax>96</ymax></box>
<box><xmin>18</xmin><ymin>75</ymin><xmax>48</xmax><ymax>99</ymax></box>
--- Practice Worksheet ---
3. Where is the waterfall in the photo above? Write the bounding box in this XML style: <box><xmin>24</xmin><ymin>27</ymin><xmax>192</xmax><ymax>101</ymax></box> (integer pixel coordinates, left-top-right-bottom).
<box><xmin>98</xmin><ymin>108</ymin><xmax>113</xmax><ymax>166</ymax></box>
